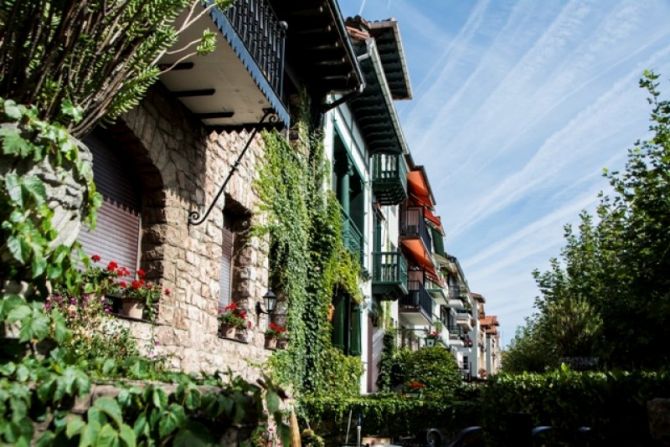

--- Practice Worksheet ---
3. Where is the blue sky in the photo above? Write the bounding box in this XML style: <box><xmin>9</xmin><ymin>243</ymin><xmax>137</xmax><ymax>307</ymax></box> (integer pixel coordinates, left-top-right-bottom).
<box><xmin>339</xmin><ymin>0</ymin><xmax>670</xmax><ymax>345</ymax></box>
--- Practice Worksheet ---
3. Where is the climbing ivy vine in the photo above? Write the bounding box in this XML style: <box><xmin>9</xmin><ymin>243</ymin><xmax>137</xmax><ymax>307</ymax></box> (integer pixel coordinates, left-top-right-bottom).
<box><xmin>255</xmin><ymin>96</ymin><xmax>363</xmax><ymax>398</ymax></box>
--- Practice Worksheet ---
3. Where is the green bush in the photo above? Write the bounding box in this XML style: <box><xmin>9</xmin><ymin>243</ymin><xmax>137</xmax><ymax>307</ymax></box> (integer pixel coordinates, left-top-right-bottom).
<box><xmin>481</xmin><ymin>367</ymin><xmax>670</xmax><ymax>446</ymax></box>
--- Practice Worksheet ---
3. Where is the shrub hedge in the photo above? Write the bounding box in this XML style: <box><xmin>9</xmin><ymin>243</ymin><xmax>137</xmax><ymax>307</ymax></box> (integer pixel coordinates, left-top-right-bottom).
<box><xmin>302</xmin><ymin>367</ymin><xmax>670</xmax><ymax>446</ymax></box>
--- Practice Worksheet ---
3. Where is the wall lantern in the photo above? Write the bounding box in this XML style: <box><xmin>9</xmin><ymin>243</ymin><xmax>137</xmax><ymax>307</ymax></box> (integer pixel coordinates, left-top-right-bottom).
<box><xmin>256</xmin><ymin>289</ymin><xmax>277</xmax><ymax>315</ymax></box>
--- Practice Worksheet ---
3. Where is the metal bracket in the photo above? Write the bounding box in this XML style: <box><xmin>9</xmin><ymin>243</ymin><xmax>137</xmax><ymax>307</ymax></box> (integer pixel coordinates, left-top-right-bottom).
<box><xmin>188</xmin><ymin>109</ymin><xmax>278</xmax><ymax>226</ymax></box>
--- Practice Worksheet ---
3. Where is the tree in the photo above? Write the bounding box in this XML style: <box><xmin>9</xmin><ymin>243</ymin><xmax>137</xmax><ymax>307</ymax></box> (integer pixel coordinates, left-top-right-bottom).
<box><xmin>510</xmin><ymin>71</ymin><xmax>670</xmax><ymax>371</ymax></box>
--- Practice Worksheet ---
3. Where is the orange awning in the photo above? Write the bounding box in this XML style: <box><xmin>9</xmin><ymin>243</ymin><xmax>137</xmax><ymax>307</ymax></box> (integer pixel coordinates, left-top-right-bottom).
<box><xmin>400</xmin><ymin>239</ymin><xmax>444</xmax><ymax>286</ymax></box>
<box><xmin>424</xmin><ymin>208</ymin><xmax>444</xmax><ymax>234</ymax></box>
<box><xmin>407</xmin><ymin>170</ymin><xmax>433</xmax><ymax>208</ymax></box>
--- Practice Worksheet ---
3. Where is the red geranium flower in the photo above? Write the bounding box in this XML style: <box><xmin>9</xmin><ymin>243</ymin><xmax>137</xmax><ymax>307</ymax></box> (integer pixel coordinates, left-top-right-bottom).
<box><xmin>131</xmin><ymin>280</ymin><xmax>142</xmax><ymax>290</ymax></box>
<box><xmin>117</xmin><ymin>266</ymin><xmax>131</xmax><ymax>277</ymax></box>
<box><xmin>137</xmin><ymin>268</ymin><xmax>146</xmax><ymax>278</ymax></box>
<box><xmin>107</xmin><ymin>261</ymin><xmax>118</xmax><ymax>272</ymax></box>
<box><xmin>164</xmin><ymin>288</ymin><xmax>171</xmax><ymax>296</ymax></box>
<box><xmin>91</xmin><ymin>255</ymin><xmax>101</xmax><ymax>262</ymax></box>
<box><xmin>119</xmin><ymin>280</ymin><xmax>128</xmax><ymax>288</ymax></box>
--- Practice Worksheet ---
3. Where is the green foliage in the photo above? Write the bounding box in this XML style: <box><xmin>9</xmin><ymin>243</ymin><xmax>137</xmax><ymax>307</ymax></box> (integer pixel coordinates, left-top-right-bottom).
<box><xmin>482</xmin><ymin>368</ymin><xmax>670</xmax><ymax>446</ymax></box>
<box><xmin>301</xmin><ymin>393</ymin><xmax>478</xmax><ymax>444</ymax></box>
<box><xmin>255</xmin><ymin>96</ymin><xmax>363</xmax><ymax>397</ymax></box>
<box><xmin>376</xmin><ymin>331</ymin><xmax>396</xmax><ymax>392</ymax></box>
<box><xmin>398</xmin><ymin>346</ymin><xmax>462</xmax><ymax>400</ymax></box>
<box><xmin>0</xmin><ymin>350</ymin><xmax>285</xmax><ymax>446</ymax></box>
<box><xmin>512</xmin><ymin>72</ymin><xmax>670</xmax><ymax>370</ymax></box>
<box><xmin>0</xmin><ymin>0</ymin><xmax>236</xmax><ymax>136</ymax></box>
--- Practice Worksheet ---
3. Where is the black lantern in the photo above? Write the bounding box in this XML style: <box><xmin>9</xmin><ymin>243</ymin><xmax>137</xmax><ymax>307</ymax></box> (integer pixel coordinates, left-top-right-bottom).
<box><xmin>256</xmin><ymin>290</ymin><xmax>277</xmax><ymax>315</ymax></box>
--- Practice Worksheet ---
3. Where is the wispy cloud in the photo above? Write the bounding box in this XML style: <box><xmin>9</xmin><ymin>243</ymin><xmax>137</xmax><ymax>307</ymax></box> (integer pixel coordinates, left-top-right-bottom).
<box><xmin>338</xmin><ymin>0</ymin><xmax>670</xmax><ymax>344</ymax></box>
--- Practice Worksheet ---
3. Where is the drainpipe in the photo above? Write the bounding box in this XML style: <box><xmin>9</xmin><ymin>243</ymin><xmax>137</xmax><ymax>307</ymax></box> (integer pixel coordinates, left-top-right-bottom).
<box><xmin>320</xmin><ymin>38</ymin><xmax>372</xmax><ymax>113</ymax></box>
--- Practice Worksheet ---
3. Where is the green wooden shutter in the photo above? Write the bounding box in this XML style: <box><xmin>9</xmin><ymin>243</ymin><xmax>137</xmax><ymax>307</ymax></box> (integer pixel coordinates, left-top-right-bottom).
<box><xmin>332</xmin><ymin>295</ymin><xmax>347</xmax><ymax>351</ymax></box>
<box><xmin>350</xmin><ymin>303</ymin><xmax>362</xmax><ymax>356</ymax></box>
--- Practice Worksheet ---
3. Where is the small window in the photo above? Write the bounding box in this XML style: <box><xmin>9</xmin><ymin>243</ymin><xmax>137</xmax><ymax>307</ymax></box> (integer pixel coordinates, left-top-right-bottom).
<box><xmin>78</xmin><ymin>133</ymin><xmax>141</xmax><ymax>272</ymax></box>
<box><xmin>219</xmin><ymin>213</ymin><xmax>235</xmax><ymax>308</ymax></box>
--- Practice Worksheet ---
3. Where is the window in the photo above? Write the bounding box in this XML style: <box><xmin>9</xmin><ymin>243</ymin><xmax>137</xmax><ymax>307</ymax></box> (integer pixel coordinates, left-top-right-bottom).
<box><xmin>78</xmin><ymin>133</ymin><xmax>141</xmax><ymax>272</ymax></box>
<box><xmin>332</xmin><ymin>293</ymin><xmax>361</xmax><ymax>356</ymax></box>
<box><xmin>219</xmin><ymin>213</ymin><xmax>235</xmax><ymax>308</ymax></box>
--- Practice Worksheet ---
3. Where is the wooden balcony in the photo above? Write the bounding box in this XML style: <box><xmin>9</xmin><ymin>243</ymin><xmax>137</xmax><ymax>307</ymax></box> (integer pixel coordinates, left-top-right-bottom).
<box><xmin>399</xmin><ymin>280</ymin><xmax>433</xmax><ymax>326</ymax></box>
<box><xmin>372</xmin><ymin>251</ymin><xmax>408</xmax><ymax>299</ymax></box>
<box><xmin>372</xmin><ymin>153</ymin><xmax>408</xmax><ymax>205</ymax></box>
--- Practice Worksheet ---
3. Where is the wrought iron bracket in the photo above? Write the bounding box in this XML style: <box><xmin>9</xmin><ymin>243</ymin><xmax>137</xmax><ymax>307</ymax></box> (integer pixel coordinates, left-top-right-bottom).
<box><xmin>188</xmin><ymin>109</ymin><xmax>278</xmax><ymax>226</ymax></box>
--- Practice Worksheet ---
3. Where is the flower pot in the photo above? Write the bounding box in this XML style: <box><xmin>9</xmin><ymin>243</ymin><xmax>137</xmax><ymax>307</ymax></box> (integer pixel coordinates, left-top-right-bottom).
<box><xmin>221</xmin><ymin>325</ymin><xmax>237</xmax><ymax>339</ymax></box>
<box><xmin>235</xmin><ymin>328</ymin><xmax>247</xmax><ymax>342</ymax></box>
<box><xmin>120</xmin><ymin>299</ymin><xmax>144</xmax><ymax>319</ymax></box>
<box><xmin>265</xmin><ymin>336</ymin><xmax>277</xmax><ymax>350</ymax></box>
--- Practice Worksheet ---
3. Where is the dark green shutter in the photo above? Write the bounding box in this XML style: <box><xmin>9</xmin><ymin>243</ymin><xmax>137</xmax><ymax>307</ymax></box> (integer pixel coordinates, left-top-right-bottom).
<box><xmin>431</xmin><ymin>227</ymin><xmax>446</xmax><ymax>257</ymax></box>
<box><xmin>332</xmin><ymin>295</ymin><xmax>346</xmax><ymax>351</ymax></box>
<box><xmin>350</xmin><ymin>304</ymin><xmax>362</xmax><ymax>356</ymax></box>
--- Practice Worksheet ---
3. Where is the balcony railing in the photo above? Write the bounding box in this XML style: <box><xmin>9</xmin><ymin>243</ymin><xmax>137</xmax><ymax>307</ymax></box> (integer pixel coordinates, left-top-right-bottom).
<box><xmin>400</xmin><ymin>280</ymin><xmax>433</xmax><ymax>321</ymax></box>
<box><xmin>372</xmin><ymin>251</ymin><xmax>408</xmax><ymax>294</ymax></box>
<box><xmin>401</xmin><ymin>207</ymin><xmax>433</xmax><ymax>253</ymax></box>
<box><xmin>341</xmin><ymin>210</ymin><xmax>364</xmax><ymax>265</ymax></box>
<box><xmin>224</xmin><ymin>0</ymin><xmax>286</xmax><ymax>97</ymax></box>
<box><xmin>371</xmin><ymin>153</ymin><xmax>408</xmax><ymax>205</ymax></box>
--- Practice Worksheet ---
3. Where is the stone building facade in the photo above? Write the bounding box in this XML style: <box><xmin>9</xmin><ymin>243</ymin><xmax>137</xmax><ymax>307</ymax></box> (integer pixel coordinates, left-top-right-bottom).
<box><xmin>88</xmin><ymin>86</ymin><xmax>273</xmax><ymax>379</ymax></box>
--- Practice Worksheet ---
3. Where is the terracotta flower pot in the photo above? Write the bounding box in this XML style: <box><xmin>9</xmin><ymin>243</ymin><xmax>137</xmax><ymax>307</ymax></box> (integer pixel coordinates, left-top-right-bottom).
<box><xmin>221</xmin><ymin>325</ymin><xmax>237</xmax><ymax>339</ymax></box>
<box><xmin>120</xmin><ymin>299</ymin><xmax>144</xmax><ymax>319</ymax></box>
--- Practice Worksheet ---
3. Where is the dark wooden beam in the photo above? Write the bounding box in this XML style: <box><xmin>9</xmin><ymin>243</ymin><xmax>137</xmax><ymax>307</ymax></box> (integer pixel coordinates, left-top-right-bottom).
<box><xmin>157</xmin><ymin>62</ymin><xmax>194</xmax><ymax>71</ymax></box>
<box><xmin>173</xmin><ymin>88</ymin><xmax>216</xmax><ymax>98</ymax></box>
<box><xmin>195</xmin><ymin>111</ymin><xmax>235</xmax><ymax>119</ymax></box>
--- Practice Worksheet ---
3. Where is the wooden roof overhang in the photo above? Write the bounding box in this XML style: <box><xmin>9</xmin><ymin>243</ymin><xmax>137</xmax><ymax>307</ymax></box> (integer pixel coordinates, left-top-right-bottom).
<box><xmin>347</xmin><ymin>38</ymin><xmax>408</xmax><ymax>155</ymax></box>
<box><xmin>269</xmin><ymin>0</ymin><xmax>364</xmax><ymax>95</ymax></box>
<box><xmin>367</xmin><ymin>19</ymin><xmax>412</xmax><ymax>100</ymax></box>
<box><xmin>159</xmin><ymin>1</ymin><xmax>290</xmax><ymax>128</ymax></box>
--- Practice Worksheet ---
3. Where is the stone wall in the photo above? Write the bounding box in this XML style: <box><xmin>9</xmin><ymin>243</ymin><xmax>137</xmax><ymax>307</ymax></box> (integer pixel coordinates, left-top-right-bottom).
<box><xmin>109</xmin><ymin>86</ymin><xmax>273</xmax><ymax>380</ymax></box>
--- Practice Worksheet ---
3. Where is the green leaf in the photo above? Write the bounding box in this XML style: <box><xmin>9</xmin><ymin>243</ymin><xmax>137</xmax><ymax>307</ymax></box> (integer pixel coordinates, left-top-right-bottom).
<box><xmin>5</xmin><ymin>173</ymin><xmax>22</xmax><ymax>204</ymax></box>
<box><xmin>61</xmin><ymin>99</ymin><xmax>83</xmax><ymax>123</ymax></box>
<box><xmin>118</xmin><ymin>424</ymin><xmax>136</xmax><ymax>447</ymax></box>
<box><xmin>3</xmin><ymin>100</ymin><xmax>22</xmax><ymax>120</ymax></box>
<box><xmin>0</xmin><ymin>126</ymin><xmax>32</xmax><ymax>157</ymax></box>
<box><xmin>96</xmin><ymin>424</ymin><xmax>120</xmax><ymax>447</ymax></box>
<box><xmin>79</xmin><ymin>420</ymin><xmax>101</xmax><ymax>447</ymax></box>
<box><xmin>7</xmin><ymin>304</ymin><xmax>31</xmax><ymax>322</ymax></box>
<box><xmin>22</xmin><ymin>176</ymin><xmax>46</xmax><ymax>204</ymax></box>
<box><xmin>266</xmin><ymin>390</ymin><xmax>280</xmax><ymax>414</ymax></box>
<box><xmin>17</xmin><ymin>304</ymin><xmax>50</xmax><ymax>342</ymax></box>
<box><xmin>52</xmin><ymin>310</ymin><xmax>70</xmax><ymax>343</ymax></box>
<box><xmin>152</xmin><ymin>387</ymin><xmax>167</xmax><ymax>410</ymax></box>
<box><xmin>6</xmin><ymin>236</ymin><xmax>27</xmax><ymax>264</ymax></box>
<box><xmin>173</xmin><ymin>421</ymin><xmax>215</xmax><ymax>447</ymax></box>
<box><xmin>66</xmin><ymin>415</ymin><xmax>86</xmax><ymax>438</ymax></box>
<box><xmin>35</xmin><ymin>431</ymin><xmax>56</xmax><ymax>447</ymax></box>
<box><xmin>93</xmin><ymin>396</ymin><xmax>123</xmax><ymax>428</ymax></box>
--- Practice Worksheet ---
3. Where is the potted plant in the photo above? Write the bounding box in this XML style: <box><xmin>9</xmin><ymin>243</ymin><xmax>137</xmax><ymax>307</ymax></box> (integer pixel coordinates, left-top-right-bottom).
<box><xmin>425</xmin><ymin>330</ymin><xmax>439</xmax><ymax>347</ymax></box>
<box><xmin>110</xmin><ymin>266</ymin><xmax>160</xmax><ymax>320</ymax></box>
<box><xmin>276</xmin><ymin>330</ymin><xmax>289</xmax><ymax>350</ymax></box>
<box><xmin>218</xmin><ymin>302</ymin><xmax>249</xmax><ymax>339</ymax></box>
<box><xmin>264</xmin><ymin>322</ymin><xmax>286</xmax><ymax>350</ymax></box>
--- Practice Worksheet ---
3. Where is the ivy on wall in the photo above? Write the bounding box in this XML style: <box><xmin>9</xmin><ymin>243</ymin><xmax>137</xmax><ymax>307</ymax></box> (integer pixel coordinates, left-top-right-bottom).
<box><xmin>255</xmin><ymin>96</ymin><xmax>363</xmax><ymax>399</ymax></box>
